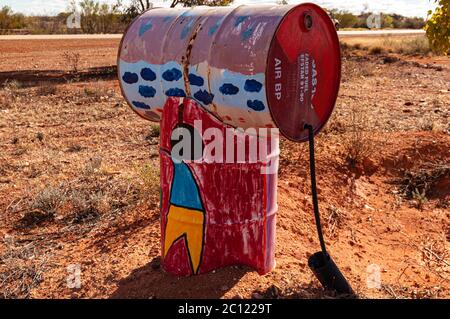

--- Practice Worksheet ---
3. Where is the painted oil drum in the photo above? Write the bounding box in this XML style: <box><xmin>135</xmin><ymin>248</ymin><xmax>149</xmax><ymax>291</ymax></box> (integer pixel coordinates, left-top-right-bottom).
<box><xmin>160</xmin><ymin>97</ymin><xmax>279</xmax><ymax>276</ymax></box>
<box><xmin>118</xmin><ymin>3</ymin><xmax>341</xmax><ymax>142</ymax></box>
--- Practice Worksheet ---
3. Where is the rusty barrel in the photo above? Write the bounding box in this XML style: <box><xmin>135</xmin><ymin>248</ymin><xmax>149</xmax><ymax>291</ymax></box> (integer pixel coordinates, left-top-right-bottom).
<box><xmin>118</xmin><ymin>3</ymin><xmax>340</xmax><ymax>142</ymax></box>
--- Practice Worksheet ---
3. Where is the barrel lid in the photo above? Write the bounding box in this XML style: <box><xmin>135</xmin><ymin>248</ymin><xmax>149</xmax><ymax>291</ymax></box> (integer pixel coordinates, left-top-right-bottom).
<box><xmin>266</xmin><ymin>3</ymin><xmax>341</xmax><ymax>142</ymax></box>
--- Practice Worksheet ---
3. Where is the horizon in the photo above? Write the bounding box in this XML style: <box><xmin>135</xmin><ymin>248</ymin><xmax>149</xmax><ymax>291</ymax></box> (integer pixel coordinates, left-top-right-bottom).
<box><xmin>0</xmin><ymin>0</ymin><xmax>437</xmax><ymax>18</ymax></box>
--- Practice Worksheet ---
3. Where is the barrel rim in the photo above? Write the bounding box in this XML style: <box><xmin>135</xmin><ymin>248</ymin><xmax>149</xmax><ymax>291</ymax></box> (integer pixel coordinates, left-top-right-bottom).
<box><xmin>265</xmin><ymin>2</ymin><xmax>342</xmax><ymax>143</ymax></box>
<box><xmin>117</xmin><ymin>6</ymin><xmax>169</xmax><ymax>122</ymax></box>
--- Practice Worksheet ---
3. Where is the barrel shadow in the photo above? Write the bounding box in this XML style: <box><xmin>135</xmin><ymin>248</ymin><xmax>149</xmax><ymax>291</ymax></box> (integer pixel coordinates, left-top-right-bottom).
<box><xmin>0</xmin><ymin>66</ymin><xmax>117</xmax><ymax>87</ymax></box>
<box><xmin>110</xmin><ymin>258</ymin><xmax>250</xmax><ymax>299</ymax></box>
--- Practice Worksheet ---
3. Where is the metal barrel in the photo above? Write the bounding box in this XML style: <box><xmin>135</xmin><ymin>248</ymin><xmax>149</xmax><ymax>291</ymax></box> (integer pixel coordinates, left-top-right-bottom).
<box><xmin>118</xmin><ymin>3</ymin><xmax>341</xmax><ymax>142</ymax></box>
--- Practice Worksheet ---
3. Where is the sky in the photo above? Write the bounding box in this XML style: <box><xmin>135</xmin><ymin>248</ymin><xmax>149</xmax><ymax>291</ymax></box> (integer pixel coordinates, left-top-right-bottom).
<box><xmin>0</xmin><ymin>0</ymin><xmax>438</xmax><ymax>18</ymax></box>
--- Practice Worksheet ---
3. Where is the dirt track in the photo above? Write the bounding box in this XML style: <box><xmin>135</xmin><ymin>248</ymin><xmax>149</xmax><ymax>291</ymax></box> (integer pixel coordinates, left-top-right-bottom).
<box><xmin>0</xmin><ymin>39</ymin><xmax>449</xmax><ymax>299</ymax></box>
<box><xmin>0</xmin><ymin>39</ymin><xmax>121</xmax><ymax>72</ymax></box>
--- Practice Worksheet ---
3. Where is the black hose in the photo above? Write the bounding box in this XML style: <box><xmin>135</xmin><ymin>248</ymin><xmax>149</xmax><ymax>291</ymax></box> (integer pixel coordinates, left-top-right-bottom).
<box><xmin>305</xmin><ymin>124</ymin><xmax>354</xmax><ymax>295</ymax></box>
<box><xmin>305</xmin><ymin>124</ymin><xmax>328</xmax><ymax>256</ymax></box>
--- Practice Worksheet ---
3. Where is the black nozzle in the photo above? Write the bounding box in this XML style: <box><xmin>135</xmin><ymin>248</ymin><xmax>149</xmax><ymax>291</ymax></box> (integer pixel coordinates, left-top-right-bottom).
<box><xmin>308</xmin><ymin>252</ymin><xmax>354</xmax><ymax>296</ymax></box>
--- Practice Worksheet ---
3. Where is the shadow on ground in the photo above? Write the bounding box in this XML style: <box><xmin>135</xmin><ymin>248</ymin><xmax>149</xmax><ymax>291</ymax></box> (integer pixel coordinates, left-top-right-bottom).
<box><xmin>0</xmin><ymin>66</ymin><xmax>117</xmax><ymax>87</ymax></box>
<box><xmin>110</xmin><ymin>258</ymin><xmax>251</xmax><ymax>299</ymax></box>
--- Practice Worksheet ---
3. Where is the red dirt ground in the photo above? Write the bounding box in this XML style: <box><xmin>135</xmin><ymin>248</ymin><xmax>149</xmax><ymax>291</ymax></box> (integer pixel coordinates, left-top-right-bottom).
<box><xmin>0</xmin><ymin>39</ymin><xmax>448</xmax><ymax>299</ymax></box>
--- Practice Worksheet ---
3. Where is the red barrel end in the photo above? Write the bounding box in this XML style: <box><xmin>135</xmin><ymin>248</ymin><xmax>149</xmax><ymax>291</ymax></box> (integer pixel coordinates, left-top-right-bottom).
<box><xmin>266</xmin><ymin>3</ymin><xmax>341</xmax><ymax>142</ymax></box>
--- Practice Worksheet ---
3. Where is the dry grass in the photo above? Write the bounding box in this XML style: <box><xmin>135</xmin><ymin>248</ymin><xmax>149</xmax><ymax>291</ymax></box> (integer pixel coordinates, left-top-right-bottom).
<box><xmin>342</xmin><ymin>35</ymin><xmax>432</xmax><ymax>56</ymax></box>
<box><xmin>0</xmin><ymin>80</ymin><xmax>21</xmax><ymax>109</ymax></box>
<box><xmin>341</xmin><ymin>59</ymin><xmax>376</xmax><ymax>82</ymax></box>
<box><xmin>381</xmin><ymin>36</ymin><xmax>431</xmax><ymax>55</ymax></box>
<box><xmin>17</xmin><ymin>186</ymin><xmax>69</xmax><ymax>227</ymax></box>
<box><xmin>137</xmin><ymin>162</ymin><xmax>160</xmax><ymax>204</ymax></box>
<box><xmin>369</xmin><ymin>46</ymin><xmax>384</xmax><ymax>55</ymax></box>
<box><xmin>32</xmin><ymin>186</ymin><xmax>67</xmax><ymax>214</ymax></box>
<box><xmin>147</xmin><ymin>124</ymin><xmax>161</xmax><ymax>139</ymax></box>
<box><xmin>76</xmin><ymin>82</ymin><xmax>117</xmax><ymax>103</ymax></box>
<box><xmin>36</xmin><ymin>85</ymin><xmax>58</xmax><ymax>96</ymax></box>
<box><xmin>326</xmin><ymin>206</ymin><xmax>347</xmax><ymax>238</ymax></box>
<box><xmin>10</xmin><ymin>154</ymin><xmax>153</xmax><ymax>232</ymax></box>
<box><xmin>62</xmin><ymin>51</ymin><xmax>82</xmax><ymax>73</ymax></box>
<box><xmin>0</xmin><ymin>236</ymin><xmax>51</xmax><ymax>299</ymax></box>
<box><xmin>398</xmin><ymin>164</ymin><xmax>449</xmax><ymax>201</ymax></box>
<box><xmin>0</xmin><ymin>155</ymin><xmax>159</xmax><ymax>298</ymax></box>
<box><xmin>342</xmin><ymin>103</ymin><xmax>376</xmax><ymax>167</ymax></box>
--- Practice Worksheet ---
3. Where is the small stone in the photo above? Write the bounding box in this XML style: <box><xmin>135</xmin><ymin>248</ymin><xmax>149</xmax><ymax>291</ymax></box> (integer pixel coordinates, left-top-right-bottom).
<box><xmin>232</xmin><ymin>294</ymin><xmax>243</xmax><ymax>299</ymax></box>
<box><xmin>404</xmin><ymin>101</ymin><xmax>414</xmax><ymax>106</ymax></box>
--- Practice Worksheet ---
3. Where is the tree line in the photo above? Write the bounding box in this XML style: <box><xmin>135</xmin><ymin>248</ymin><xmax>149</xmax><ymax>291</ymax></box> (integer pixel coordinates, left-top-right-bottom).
<box><xmin>0</xmin><ymin>0</ymin><xmax>447</xmax><ymax>55</ymax></box>
<box><xmin>1</xmin><ymin>0</ymin><xmax>429</xmax><ymax>35</ymax></box>
<box><xmin>0</xmin><ymin>0</ymin><xmax>234</xmax><ymax>34</ymax></box>
<box><xmin>329</xmin><ymin>10</ymin><xmax>425</xmax><ymax>29</ymax></box>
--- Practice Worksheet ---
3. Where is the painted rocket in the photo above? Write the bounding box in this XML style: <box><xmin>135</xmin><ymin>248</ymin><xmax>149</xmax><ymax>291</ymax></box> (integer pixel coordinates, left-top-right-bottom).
<box><xmin>164</xmin><ymin>160</ymin><xmax>205</xmax><ymax>274</ymax></box>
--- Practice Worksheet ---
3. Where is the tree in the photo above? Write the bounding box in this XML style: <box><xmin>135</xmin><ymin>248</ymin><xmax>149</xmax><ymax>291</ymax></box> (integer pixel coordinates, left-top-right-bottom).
<box><xmin>425</xmin><ymin>0</ymin><xmax>450</xmax><ymax>54</ymax></box>
<box><xmin>383</xmin><ymin>15</ymin><xmax>394</xmax><ymax>28</ymax></box>
<box><xmin>0</xmin><ymin>6</ymin><xmax>27</xmax><ymax>30</ymax></box>
<box><xmin>330</xmin><ymin>9</ymin><xmax>358</xmax><ymax>28</ymax></box>
<box><xmin>70</xmin><ymin>0</ymin><xmax>122</xmax><ymax>34</ymax></box>
<box><xmin>79</xmin><ymin>0</ymin><xmax>100</xmax><ymax>33</ymax></box>
<box><xmin>122</xmin><ymin>0</ymin><xmax>153</xmax><ymax>23</ymax></box>
<box><xmin>122</xmin><ymin>0</ymin><xmax>233</xmax><ymax>22</ymax></box>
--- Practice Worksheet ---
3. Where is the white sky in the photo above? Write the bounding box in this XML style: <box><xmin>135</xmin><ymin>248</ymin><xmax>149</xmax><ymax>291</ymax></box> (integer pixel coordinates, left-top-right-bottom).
<box><xmin>0</xmin><ymin>0</ymin><xmax>437</xmax><ymax>18</ymax></box>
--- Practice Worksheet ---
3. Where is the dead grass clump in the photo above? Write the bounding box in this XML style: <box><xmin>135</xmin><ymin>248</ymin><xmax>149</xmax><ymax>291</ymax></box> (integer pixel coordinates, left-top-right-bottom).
<box><xmin>83</xmin><ymin>86</ymin><xmax>104</xmax><ymax>100</ymax></box>
<box><xmin>381</xmin><ymin>36</ymin><xmax>431</xmax><ymax>56</ymax></box>
<box><xmin>399</xmin><ymin>164</ymin><xmax>450</xmax><ymax>202</ymax></box>
<box><xmin>400</xmin><ymin>164</ymin><xmax>450</xmax><ymax>199</ymax></box>
<box><xmin>79</xmin><ymin>83</ymin><xmax>115</xmax><ymax>103</ymax></box>
<box><xmin>31</xmin><ymin>186</ymin><xmax>67</xmax><ymax>216</ymax></box>
<box><xmin>137</xmin><ymin>162</ymin><xmax>160</xmax><ymax>199</ymax></box>
<box><xmin>322</xmin><ymin>119</ymin><xmax>346</xmax><ymax>135</ymax></box>
<box><xmin>17</xmin><ymin>186</ymin><xmax>68</xmax><ymax>228</ymax></box>
<box><xmin>145</xmin><ymin>125</ymin><xmax>161</xmax><ymax>146</ymax></box>
<box><xmin>342</xmin><ymin>60</ymin><xmax>375</xmax><ymax>82</ymax></box>
<box><xmin>67</xmin><ymin>190</ymin><xmax>103</xmax><ymax>224</ymax></box>
<box><xmin>326</xmin><ymin>206</ymin><xmax>347</xmax><ymax>238</ymax></box>
<box><xmin>0</xmin><ymin>80</ymin><xmax>21</xmax><ymax>109</ymax></box>
<box><xmin>340</xmin><ymin>42</ymin><xmax>363</xmax><ymax>53</ymax></box>
<box><xmin>67</xmin><ymin>144</ymin><xmax>84</xmax><ymax>153</ymax></box>
<box><xmin>36</xmin><ymin>84</ymin><xmax>58</xmax><ymax>96</ymax></box>
<box><xmin>83</xmin><ymin>155</ymin><xmax>103</xmax><ymax>176</ymax></box>
<box><xmin>419</xmin><ymin>237</ymin><xmax>449</xmax><ymax>275</ymax></box>
<box><xmin>147</xmin><ymin>124</ymin><xmax>160</xmax><ymax>139</ymax></box>
<box><xmin>0</xmin><ymin>236</ymin><xmax>49</xmax><ymax>299</ymax></box>
<box><xmin>11</xmin><ymin>145</ymin><xmax>27</xmax><ymax>157</ymax></box>
<box><xmin>369</xmin><ymin>46</ymin><xmax>384</xmax><ymax>55</ymax></box>
<box><xmin>14</xmin><ymin>169</ymin><xmax>142</xmax><ymax>231</ymax></box>
<box><xmin>62</xmin><ymin>51</ymin><xmax>82</xmax><ymax>73</ymax></box>
<box><xmin>57</xmin><ymin>176</ymin><xmax>141</xmax><ymax>229</ymax></box>
<box><xmin>36</xmin><ymin>132</ymin><xmax>44</xmax><ymax>142</ymax></box>
<box><xmin>342</xmin><ymin>104</ymin><xmax>376</xmax><ymax>167</ymax></box>
<box><xmin>3</xmin><ymin>80</ymin><xmax>21</xmax><ymax>92</ymax></box>
<box><xmin>397</xmin><ymin>163</ymin><xmax>449</xmax><ymax>210</ymax></box>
